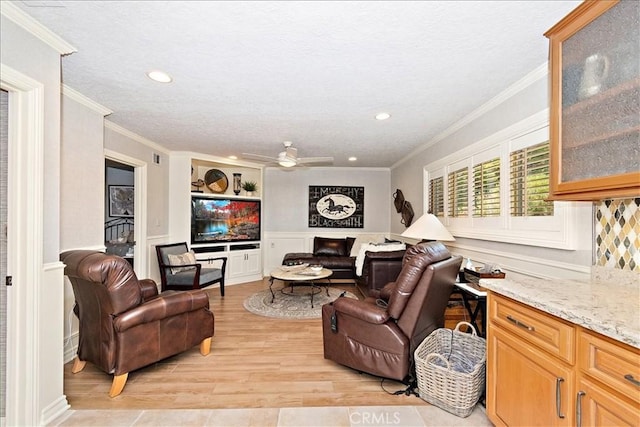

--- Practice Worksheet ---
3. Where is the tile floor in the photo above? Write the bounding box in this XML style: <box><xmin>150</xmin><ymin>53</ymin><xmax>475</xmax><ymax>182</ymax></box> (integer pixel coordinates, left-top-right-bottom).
<box><xmin>48</xmin><ymin>404</ymin><xmax>492</xmax><ymax>426</ymax></box>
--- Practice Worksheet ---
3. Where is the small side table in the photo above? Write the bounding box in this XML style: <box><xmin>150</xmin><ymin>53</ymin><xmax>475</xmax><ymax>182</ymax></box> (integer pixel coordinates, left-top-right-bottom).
<box><xmin>454</xmin><ymin>281</ymin><xmax>487</xmax><ymax>337</ymax></box>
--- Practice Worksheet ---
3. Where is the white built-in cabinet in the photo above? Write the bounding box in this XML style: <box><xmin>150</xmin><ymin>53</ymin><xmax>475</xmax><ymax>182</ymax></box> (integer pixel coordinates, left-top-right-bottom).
<box><xmin>228</xmin><ymin>249</ymin><xmax>261</xmax><ymax>280</ymax></box>
<box><xmin>168</xmin><ymin>152</ymin><xmax>264</xmax><ymax>286</ymax></box>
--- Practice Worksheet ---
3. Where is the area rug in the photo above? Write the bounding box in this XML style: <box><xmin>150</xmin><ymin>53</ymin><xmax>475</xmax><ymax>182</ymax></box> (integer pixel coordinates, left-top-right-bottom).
<box><xmin>243</xmin><ymin>285</ymin><xmax>358</xmax><ymax>319</ymax></box>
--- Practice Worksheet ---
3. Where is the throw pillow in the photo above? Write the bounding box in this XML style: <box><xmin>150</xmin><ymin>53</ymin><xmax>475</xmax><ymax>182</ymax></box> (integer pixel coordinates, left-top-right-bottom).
<box><xmin>313</xmin><ymin>237</ymin><xmax>347</xmax><ymax>256</ymax></box>
<box><xmin>167</xmin><ymin>251</ymin><xmax>197</xmax><ymax>274</ymax></box>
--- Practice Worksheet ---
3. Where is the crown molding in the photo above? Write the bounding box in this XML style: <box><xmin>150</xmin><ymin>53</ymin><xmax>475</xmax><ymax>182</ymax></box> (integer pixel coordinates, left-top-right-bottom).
<box><xmin>104</xmin><ymin>120</ymin><xmax>170</xmax><ymax>155</ymax></box>
<box><xmin>392</xmin><ymin>62</ymin><xmax>549</xmax><ymax>169</ymax></box>
<box><xmin>61</xmin><ymin>84</ymin><xmax>112</xmax><ymax>116</ymax></box>
<box><xmin>1</xmin><ymin>1</ymin><xmax>76</xmax><ymax>55</ymax></box>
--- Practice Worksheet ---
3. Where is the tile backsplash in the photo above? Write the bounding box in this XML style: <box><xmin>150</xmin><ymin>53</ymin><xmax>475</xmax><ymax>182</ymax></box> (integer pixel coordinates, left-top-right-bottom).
<box><xmin>595</xmin><ymin>198</ymin><xmax>640</xmax><ymax>272</ymax></box>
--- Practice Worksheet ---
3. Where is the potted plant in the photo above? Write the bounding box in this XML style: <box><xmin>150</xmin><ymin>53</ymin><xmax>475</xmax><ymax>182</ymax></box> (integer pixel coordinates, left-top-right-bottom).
<box><xmin>241</xmin><ymin>180</ymin><xmax>258</xmax><ymax>196</ymax></box>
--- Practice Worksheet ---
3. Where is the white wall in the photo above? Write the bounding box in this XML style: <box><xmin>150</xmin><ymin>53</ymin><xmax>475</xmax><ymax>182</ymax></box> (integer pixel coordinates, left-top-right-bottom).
<box><xmin>391</xmin><ymin>67</ymin><xmax>593</xmax><ymax>280</ymax></box>
<box><xmin>1</xmin><ymin>9</ymin><xmax>69</xmax><ymax>426</ymax></box>
<box><xmin>262</xmin><ymin>167</ymin><xmax>391</xmax><ymax>273</ymax></box>
<box><xmin>264</xmin><ymin>167</ymin><xmax>390</xmax><ymax>232</ymax></box>
<box><xmin>60</xmin><ymin>95</ymin><xmax>105</xmax><ymax>251</ymax></box>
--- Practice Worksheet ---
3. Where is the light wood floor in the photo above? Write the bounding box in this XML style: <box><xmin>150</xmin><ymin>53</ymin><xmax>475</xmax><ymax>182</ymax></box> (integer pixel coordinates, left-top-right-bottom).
<box><xmin>64</xmin><ymin>279</ymin><xmax>433</xmax><ymax>410</ymax></box>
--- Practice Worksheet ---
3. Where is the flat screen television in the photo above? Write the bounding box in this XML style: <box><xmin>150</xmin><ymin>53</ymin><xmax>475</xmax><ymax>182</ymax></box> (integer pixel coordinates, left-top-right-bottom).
<box><xmin>191</xmin><ymin>196</ymin><xmax>261</xmax><ymax>244</ymax></box>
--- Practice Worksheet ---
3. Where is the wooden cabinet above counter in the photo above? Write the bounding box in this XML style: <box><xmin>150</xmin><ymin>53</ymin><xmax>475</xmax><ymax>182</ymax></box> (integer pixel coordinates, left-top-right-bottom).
<box><xmin>545</xmin><ymin>0</ymin><xmax>640</xmax><ymax>201</ymax></box>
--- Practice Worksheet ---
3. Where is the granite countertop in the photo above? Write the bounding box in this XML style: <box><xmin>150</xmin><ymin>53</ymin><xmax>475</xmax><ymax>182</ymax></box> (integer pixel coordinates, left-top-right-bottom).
<box><xmin>480</xmin><ymin>268</ymin><xmax>640</xmax><ymax>349</ymax></box>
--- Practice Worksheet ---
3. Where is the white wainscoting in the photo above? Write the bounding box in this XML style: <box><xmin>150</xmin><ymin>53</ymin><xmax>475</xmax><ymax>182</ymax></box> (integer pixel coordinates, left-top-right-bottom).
<box><xmin>389</xmin><ymin>234</ymin><xmax>591</xmax><ymax>281</ymax></box>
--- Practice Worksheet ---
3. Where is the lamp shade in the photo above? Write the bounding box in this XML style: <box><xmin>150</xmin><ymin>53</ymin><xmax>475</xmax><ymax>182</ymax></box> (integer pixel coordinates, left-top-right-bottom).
<box><xmin>400</xmin><ymin>213</ymin><xmax>455</xmax><ymax>241</ymax></box>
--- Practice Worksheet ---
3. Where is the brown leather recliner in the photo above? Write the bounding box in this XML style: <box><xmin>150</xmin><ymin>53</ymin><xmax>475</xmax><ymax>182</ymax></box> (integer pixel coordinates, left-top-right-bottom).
<box><xmin>321</xmin><ymin>241</ymin><xmax>462</xmax><ymax>383</ymax></box>
<box><xmin>60</xmin><ymin>250</ymin><xmax>215</xmax><ymax>397</ymax></box>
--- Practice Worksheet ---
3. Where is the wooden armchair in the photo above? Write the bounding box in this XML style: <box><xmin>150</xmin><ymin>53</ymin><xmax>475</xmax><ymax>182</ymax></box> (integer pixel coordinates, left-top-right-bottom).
<box><xmin>155</xmin><ymin>242</ymin><xmax>227</xmax><ymax>296</ymax></box>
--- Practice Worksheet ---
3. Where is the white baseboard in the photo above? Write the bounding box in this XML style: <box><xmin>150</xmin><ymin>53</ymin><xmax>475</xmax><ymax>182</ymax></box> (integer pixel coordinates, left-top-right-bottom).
<box><xmin>40</xmin><ymin>396</ymin><xmax>70</xmax><ymax>426</ymax></box>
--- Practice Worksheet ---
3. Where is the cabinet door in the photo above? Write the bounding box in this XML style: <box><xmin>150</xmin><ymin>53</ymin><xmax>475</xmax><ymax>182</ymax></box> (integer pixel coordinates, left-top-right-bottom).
<box><xmin>228</xmin><ymin>250</ymin><xmax>261</xmax><ymax>278</ymax></box>
<box><xmin>244</xmin><ymin>251</ymin><xmax>261</xmax><ymax>275</ymax></box>
<box><xmin>577</xmin><ymin>376</ymin><xmax>640</xmax><ymax>427</ymax></box>
<box><xmin>487</xmin><ymin>327</ymin><xmax>574</xmax><ymax>426</ymax></box>
<box><xmin>228</xmin><ymin>252</ymin><xmax>247</xmax><ymax>277</ymax></box>
<box><xmin>545</xmin><ymin>0</ymin><xmax>640</xmax><ymax>200</ymax></box>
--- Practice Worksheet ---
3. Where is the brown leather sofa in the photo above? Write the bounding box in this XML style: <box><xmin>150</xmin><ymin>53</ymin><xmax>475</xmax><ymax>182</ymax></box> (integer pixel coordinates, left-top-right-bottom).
<box><xmin>282</xmin><ymin>237</ymin><xmax>357</xmax><ymax>279</ymax></box>
<box><xmin>60</xmin><ymin>250</ymin><xmax>215</xmax><ymax>397</ymax></box>
<box><xmin>321</xmin><ymin>241</ymin><xmax>462</xmax><ymax>384</ymax></box>
<box><xmin>356</xmin><ymin>249</ymin><xmax>406</xmax><ymax>297</ymax></box>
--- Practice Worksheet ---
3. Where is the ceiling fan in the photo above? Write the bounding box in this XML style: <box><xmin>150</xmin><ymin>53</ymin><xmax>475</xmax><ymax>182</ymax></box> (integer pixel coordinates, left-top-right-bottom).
<box><xmin>242</xmin><ymin>142</ymin><xmax>334</xmax><ymax>168</ymax></box>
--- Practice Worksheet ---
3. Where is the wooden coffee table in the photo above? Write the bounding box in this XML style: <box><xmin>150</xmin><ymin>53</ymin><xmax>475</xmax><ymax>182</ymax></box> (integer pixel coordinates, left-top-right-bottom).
<box><xmin>269</xmin><ymin>266</ymin><xmax>333</xmax><ymax>308</ymax></box>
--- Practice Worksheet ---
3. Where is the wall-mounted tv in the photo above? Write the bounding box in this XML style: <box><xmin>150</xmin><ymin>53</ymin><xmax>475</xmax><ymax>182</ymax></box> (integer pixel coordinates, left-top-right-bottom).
<box><xmin>191</xmin><ymin>196</ymin><xmax>261</xmax><ymax>244</ymax></box>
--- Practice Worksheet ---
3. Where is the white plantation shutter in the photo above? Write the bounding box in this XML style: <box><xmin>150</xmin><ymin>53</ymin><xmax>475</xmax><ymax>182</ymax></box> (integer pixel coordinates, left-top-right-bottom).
<box><xmin>473</xmin><ymin>158</ymin><xmax>500</xmax><ymax>217</ymax></box>
<box><xmin>510</xmin><ymin>141</ymin><xmax>554</xmax><ymax>216</ymax></box>
<box><xmin>429</xmin><ymin>176</ymin><xmax>444</xmax><ymax>217</ymax></box>
<box><xmin>448</xmin><ymin>167</ymin><xmax>468</xmax><ymax>217</ymax></box>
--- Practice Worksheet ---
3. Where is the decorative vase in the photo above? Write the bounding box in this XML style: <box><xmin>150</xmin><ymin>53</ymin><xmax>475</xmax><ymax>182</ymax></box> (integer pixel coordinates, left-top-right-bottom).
<box><xmin>233</xmin><ymin>173</ymin><xmax>242</xmax><ymax>195</ymax></box>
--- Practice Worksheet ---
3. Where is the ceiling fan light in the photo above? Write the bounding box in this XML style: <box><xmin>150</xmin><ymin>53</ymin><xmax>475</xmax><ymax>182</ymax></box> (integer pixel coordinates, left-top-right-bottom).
<box><xmin>278</xmin><ymin>159</ymin><xmax>296</xmax><ymax>168</ymax></box>
<box><xmin>277</xmin><ymin>151</ymin><xmax>297</xmax><ymax>167</ymax></box>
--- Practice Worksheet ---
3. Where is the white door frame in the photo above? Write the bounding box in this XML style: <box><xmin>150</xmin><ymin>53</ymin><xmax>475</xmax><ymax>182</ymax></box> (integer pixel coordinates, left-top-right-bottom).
<box><xmin>1</xmin><ymin>64</ymin><xmax>49</xmax><ymax>425</ymax></box>
<box><xmin>104</xmin><ymin>149</ymin><xmax>148</xmax><ymax>276</ymax></box>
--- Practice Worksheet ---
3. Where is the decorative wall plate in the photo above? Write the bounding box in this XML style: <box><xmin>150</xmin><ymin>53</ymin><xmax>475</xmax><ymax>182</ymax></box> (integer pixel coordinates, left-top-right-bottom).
<box><xmin>204</xmin><ymin>169</ymin><xmax>228</xmax><ymax>193</ymax></box>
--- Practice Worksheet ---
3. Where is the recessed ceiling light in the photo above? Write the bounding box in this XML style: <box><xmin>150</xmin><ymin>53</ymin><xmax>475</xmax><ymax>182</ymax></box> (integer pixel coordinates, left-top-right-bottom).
<box><xmin>348</xmin><ymin>157</ymin><xmax>357</xmax><ymax>162</ymax></box>
<box><xmin>228</xmin><ymin>155</ymin><xmax>238</xmax><ymax>160</ymax></box>
<box><xmin>375</xmin><ymin>112</ymin><xmax>391</xmax><ymax>121</ymax></box>
<box><xmin>146</xmin><ymin>70</ymin><xmax>173</xmax><ymax>83</ymax></box>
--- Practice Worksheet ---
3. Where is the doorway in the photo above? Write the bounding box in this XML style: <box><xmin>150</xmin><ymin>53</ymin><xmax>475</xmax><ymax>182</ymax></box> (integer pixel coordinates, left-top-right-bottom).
<box><xmin>105</xmin><ymin>159</ymin><xmax>135</xmax><ymax>266</ymax></box>
<box><xmin>104</xmin><ymin>150</ymin><xmax>147</xmax><ymax>276</ymax></box>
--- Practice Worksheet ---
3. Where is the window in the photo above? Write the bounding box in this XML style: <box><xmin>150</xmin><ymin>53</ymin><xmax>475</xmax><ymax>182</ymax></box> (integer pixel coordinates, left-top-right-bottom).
<box><xmin>510</xmin><ymin>141</ymin><xmax>554</xmax><ymax>217</ymax></box>
<box><xmin>423</xmin><ymin>113</ymin><xmax>585</xmax><ymax>250</ymax></box>
<box><xmin>429</xmin><ymin>176</ymin><xmax>444</xmax><ymax>216</ymax></box>
<box><xmin>448</xmin><ymin>167</ymin><xmax>468</xmax><ymax>217</ymax></box>
<box><xmin>473</xmin><ymin>157</ymin><xmax>501</xmax><ymax>217</ymax></box>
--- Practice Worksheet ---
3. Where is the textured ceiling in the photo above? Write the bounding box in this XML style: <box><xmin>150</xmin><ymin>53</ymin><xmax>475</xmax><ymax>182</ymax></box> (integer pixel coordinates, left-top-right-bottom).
<box><xmin>16</xmin><ymin>0</ymin><xmax>581</xmax><ymax>167</ymax></box>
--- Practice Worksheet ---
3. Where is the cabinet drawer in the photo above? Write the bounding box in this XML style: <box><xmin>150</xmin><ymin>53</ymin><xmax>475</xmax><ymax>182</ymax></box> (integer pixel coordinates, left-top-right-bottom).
<box><xmin>578</xmin><ymin>329</ymin><xmax>640</xmax><ymax>404</ymax></box>
<box><xmin>489</xmin><ymin>294</ymin><xmax>575</xmax><ymax>364</ymax></box>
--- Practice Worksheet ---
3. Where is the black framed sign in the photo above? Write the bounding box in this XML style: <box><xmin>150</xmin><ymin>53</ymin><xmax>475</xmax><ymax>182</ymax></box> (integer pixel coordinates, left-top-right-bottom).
<box><xmin>309</xmin><ymin>185</ymin><xmax>364</xmax><ymax>228</ymax></box>
<box><xmin>108</xmin><ymin>185</ymin><xmax>134</xmax><ymax>217</ymax></box>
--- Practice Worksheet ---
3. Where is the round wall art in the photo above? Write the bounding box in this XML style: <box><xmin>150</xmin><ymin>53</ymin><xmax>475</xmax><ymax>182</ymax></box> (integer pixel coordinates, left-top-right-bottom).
<box><xmin>204</xmin><ymin>169</ymin><xmax>228</xmax><ymax>193</ymax></box>
<box><xmin>316</xmin><ymin>194</ymin><xmax>356</xmax><ymax>220</ymax></box>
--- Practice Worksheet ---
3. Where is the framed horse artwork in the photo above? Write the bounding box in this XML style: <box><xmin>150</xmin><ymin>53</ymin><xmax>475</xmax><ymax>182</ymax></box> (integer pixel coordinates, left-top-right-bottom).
<box><xmin>308</xmin><ymin>185</ymin><xmax>364</xmax><ymax>228</ymax></box>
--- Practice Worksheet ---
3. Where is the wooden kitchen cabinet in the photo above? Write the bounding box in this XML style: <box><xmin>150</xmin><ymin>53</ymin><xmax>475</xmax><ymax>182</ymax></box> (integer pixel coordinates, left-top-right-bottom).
<box><xmin>576</xmin><ymin>329</ymin><xmax>640</xmax><ymax>427</ymax></box>
<box><xmin>487</xmin><ymin>293</ymin><xmax>640</xmax><ymax>427</ymax></box>
<box><xmin>545</xmin><ymin>0</ymin><xmax>640</xmax><ymax>200</ymax></box>
<box><xmin>487</xmin><ymin>294</ymin><xmax>575</xmax><ymax>426</ymax></box>
<box><xmin>576</xmin><ymin>377</ymin><xmax>639</xmax><ymax>427</ymax></box>
<box><xmin>488</xmin><ymin>327</ymin><xmax>574</xmax><ymax>426</ymax></box>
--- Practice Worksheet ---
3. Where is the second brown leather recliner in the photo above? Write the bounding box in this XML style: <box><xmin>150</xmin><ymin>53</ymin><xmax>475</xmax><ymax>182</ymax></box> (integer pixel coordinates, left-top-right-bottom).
<box><xmin>61</xmin><ymin>250</ymin><xmax>215</xmax><ymax>397</ymax></box>
<box><xmin>321</xmin><ymin>241</ymin><xmax>462</xmax><ymax>383</ymax></box>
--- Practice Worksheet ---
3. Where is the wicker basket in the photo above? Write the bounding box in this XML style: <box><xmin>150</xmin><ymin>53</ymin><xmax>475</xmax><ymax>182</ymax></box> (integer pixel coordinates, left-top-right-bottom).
<box><xmin>414</xmin><ymin>322</ymin><xmax>486</xmax><ymax>417</ymax></box>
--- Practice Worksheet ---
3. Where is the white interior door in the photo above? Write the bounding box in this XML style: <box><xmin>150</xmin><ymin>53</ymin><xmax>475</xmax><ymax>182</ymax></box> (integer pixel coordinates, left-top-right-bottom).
<box><xmin>0</xmin><ymin>88</ymin><xmax>8</xmax><ymax>422</ymax></box>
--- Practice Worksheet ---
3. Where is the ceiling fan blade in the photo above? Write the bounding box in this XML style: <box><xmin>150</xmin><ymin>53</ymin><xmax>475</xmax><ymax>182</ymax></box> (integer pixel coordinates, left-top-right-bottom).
<box><xmin>296</xmin><ymin>156</ymin><xmax>334</xmax><ymax>165</ymax></box>
<box><xmin>285</xmin><ymin>146</ymin><xmax>298</xmax><ymax>159</ymax></box>
<box><xmin>241</xmin><ymin>153</ymin><xmax>279</xmax><ymax>163</ymax></box>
